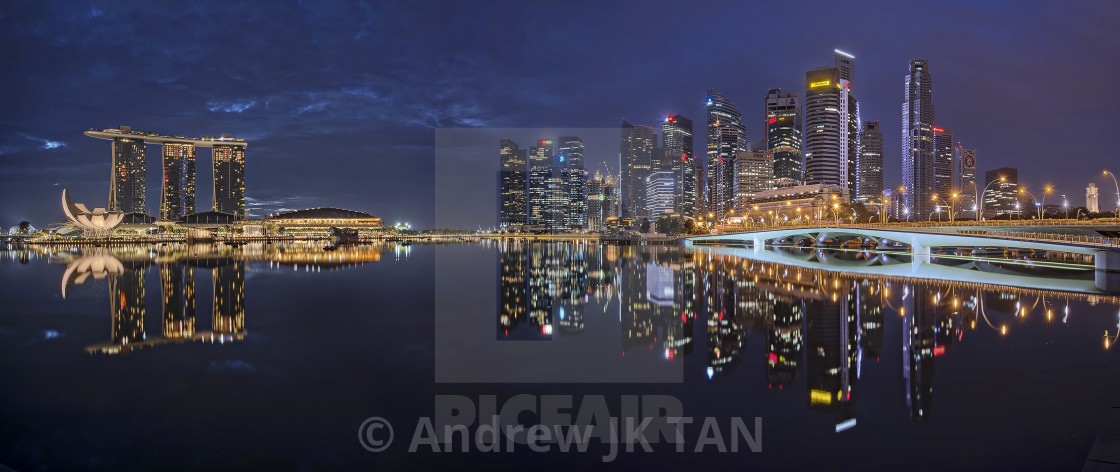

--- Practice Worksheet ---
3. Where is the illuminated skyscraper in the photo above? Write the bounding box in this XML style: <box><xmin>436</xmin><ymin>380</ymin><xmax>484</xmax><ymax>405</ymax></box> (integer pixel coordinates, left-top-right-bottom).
<box><xmin>527</xmin><ymin>139</ymin><xmax>566</xmax><ymax>228</ymax></box>
<box><xmin>620</xmin><ymin>120</ymin><xmax>655</xmax><ymax>219</ymax></box>
<box><xmin>587</xmin><ymin>171</ymin><xmax>606</xmax><ymax>231</ymax></box>
<box><xmin>109</xmin><ymin>134</ymin><xmax>147</xmax><ymax>214</ymax></box>
<box><xmin>902</xmin><ymin>59</ymin><xmax>935</xmax><ymax>217</ymax></box>
<box><xmin>706</xmin><ymin>90</ymin><xmax>745</xmax><ymax>220</ymax></box>
<box><xmin>499</xmin><ymin>138</ymin><xmax>528</xmax><ymax>228</ymax></box>
<box><xmin>932</xmin><ymin>127</ymin><xmax>954</xmax><ymax>200</ymax></box>
<box><xmin>213</xmin><ymin>140</ymin><xmax>246</xmax><ymax>218</ymax></box>
<box><xmin>958</xmin><ymin>147</ymin><xmax>978</xmax><ymax>213</ymax></box>
<box><xmin>160</xmin><ymin>142</ymin><xmax>196</xmax><ymax>220</ymax></box>
<box><xmin>765</xmin><ymin>89</ymin><xmax>803</xmax><ymax>183</ymax></box>
<box><xmin>804</xmin><ymin>64</ymin><xmax>858</xmax><ymax>198</ymax></box>
<box><xmin>733</xmin><ymin>149</ymin><xmax>774</xmax><ymax>210</ymax></box>
<box><xmin>558</xmin><ymin>136</ymin><xmax>587</xmax><ymax>229</ymax></box>
<box><xmin>662</xmin><ymin>114</ymin><xmax>698</xmax><ymax>216</ymax></box>
<box><xmin>645</xmin><ymin>170</ymin><xmax>677</xmax><ymax>219</ymax></box>
<box><xmin>984</xmin><ymin>167</ymin><xmax>1018</xmax><ymax>217</ymax></box>
<box><xmin>857</xmin><ymin>121</ymin><xmax>883</xmax><ymax>203</ymax></box>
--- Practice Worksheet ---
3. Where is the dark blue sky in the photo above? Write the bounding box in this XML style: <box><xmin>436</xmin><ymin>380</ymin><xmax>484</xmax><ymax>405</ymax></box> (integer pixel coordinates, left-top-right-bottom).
<box><xmin>2</xmin><ymin>0</ymin><xmax>1119</xmax><ymax>229</ymax></box>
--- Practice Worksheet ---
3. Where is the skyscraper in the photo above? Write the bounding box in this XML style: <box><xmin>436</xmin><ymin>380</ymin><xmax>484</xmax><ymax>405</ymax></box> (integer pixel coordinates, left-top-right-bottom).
<box><xmin>857</xmin><ymin>121</ymin><xmax>883</xmax><ymax>203</ymax></box>
<box><xmin>706</xmin><ymin>89</ymin><xmax>746</xmax><ymax>219</ymax></box>
<box><xmin>213</xmin><ymin>141</ymin><xmax>246</xmax><ymax>218</ymax></box>
<box><xmin>645</xmin><ymin>170</ymin><xmax>678</xmax><ymax>219</ymax></box>
<box><xmin>804</xmin><ymin>68</ymin><xmax>844</xmax><ymax>187</ymax></box>
<box><xmin>620</xmin><ymin>120</ymin><xmax>655</xmax><ymax>219</ymax></box>
<box><xmin>902</xmin><ymin>59</ymin><xmax>935</xmax><ymax>217</ymax></box>
<box><xmin>804</xmin><ymin>51</ymin><xmax>858</xmax><ymax>200</ymax></box>
<box><xmin>587</xmin><ymin>171</ymin><xmax>605</xmax><ymax>232</ymax></box>
<box><xmin>498</xmin><ymin>138</ymin><xmax>527</xmax><ymax>228</ymax></box>
<box><xmin>528</xmin><ymin>139</ymin><xmax>565</xmax><ymax>228</ymax></box>
<box><xmin>984</xmin><ymin>167</ymin><xmax>1018</xmax><ymax>217</ymax></box>
<box><xmin>558</xmin><ymin>136</ymin><xmax>587</xmax><ymax>229</ymax></box>
<box><xmin>958</xmin><ymin>147</ymin><xmax>978</xmax><ymax>213</ymax></box>
<box><xmin>662</xmin><ymin>115</ymin><xmax>698</xmax><ymax>216</ymax></box>
<box><xmin>764</xmin><ymin>89</ymin><xmax>803</xmax><ymax>184</ymax></box>
<box><xmin>733</xmin><ymin>149</ymin><xmax>774</xmax><ymax>211</ymax></box>
<box><xmin>932</xmin><ymin>127</ymin><xmax>954</xmax><ymax>200</ymax></box>
<box><xmin>109</xmin><ymin>134</ymin><xmax>147</xmax><ymax>214</ymax></box>
<box><xmin>160</xmin><ymin>142</ymin><xmax>196</xmax><ymax>220</ymax></box>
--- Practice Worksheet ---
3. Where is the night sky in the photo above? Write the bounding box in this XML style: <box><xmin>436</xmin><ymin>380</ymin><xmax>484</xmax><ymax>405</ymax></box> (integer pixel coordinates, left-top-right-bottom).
<box><xmin>2</xmin><ymin>1</ymin><xmax>1119</xmax><ymax>230</ymax></box>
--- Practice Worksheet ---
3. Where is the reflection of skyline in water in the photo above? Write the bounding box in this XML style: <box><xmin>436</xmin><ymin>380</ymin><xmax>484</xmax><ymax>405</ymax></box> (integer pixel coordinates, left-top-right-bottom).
<box><xmin>493</xmin><ymin>241</ymin><xmax>1120</xmax><ymax>427</ymax></box>
<box><xmin>43</xmin><ymin>241</ymin><xmax>410</xmax><ymax>355</ymax></box>
<box><xmin>92</xmin><ymin>261</ymin><xmax>247</xmax><ymax>354</ymax></box>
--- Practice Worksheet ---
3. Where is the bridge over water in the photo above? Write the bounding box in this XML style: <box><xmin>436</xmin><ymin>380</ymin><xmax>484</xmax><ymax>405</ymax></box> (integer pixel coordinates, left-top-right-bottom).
<box><xmin>686</xmin><ymin>224</ymin><xmax>1120</xmax><ymax>293</ymax></box>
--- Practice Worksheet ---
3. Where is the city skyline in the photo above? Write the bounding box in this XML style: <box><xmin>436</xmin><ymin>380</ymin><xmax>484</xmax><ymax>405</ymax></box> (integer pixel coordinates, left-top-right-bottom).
<box><xmin>2</xmin><ymin>2</ymin><xmax>1120</xmax><ymax>230</ymax></box>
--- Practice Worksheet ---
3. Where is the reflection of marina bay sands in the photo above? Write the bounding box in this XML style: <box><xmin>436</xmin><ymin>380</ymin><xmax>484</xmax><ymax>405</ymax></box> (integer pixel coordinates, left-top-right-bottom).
<box><xmin>86</xmin><ymin>260</ymin><xmax>246</xmax><ymax>355</ymax></box>
<box><xmin>493</xmin><ymin>242</ymin><xmax>1120</xmax><ymax>429</ymax></box>
<box><xmin>48</xmin><ymin>241</ymin><xmax>399</xmax><ymax>355</ymax></box>
<box><xmin>84</xmin><ymin>126</ymin><xmax>248</xmax><ymax>220</ymax></box>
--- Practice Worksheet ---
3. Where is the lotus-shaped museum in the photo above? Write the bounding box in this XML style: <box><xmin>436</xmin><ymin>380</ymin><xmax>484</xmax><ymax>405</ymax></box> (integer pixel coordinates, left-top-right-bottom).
<box><xmin>62</xmin><ymin>189</ymin><xmax>124</xmax><ymax>235</ymax></box>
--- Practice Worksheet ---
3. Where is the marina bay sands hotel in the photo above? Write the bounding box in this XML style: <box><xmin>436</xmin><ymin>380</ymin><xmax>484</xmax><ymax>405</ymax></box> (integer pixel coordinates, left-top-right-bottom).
<box><xmin>85</xmin><ymin>126</ymin><xmax>248</xmax><ymax>220</ymax></box>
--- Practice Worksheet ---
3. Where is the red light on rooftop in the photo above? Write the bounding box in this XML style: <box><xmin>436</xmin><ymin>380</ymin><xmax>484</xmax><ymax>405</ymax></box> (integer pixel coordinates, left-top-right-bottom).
<box><xmin>932</xmin><ymin>127</ymin><xmax>945</xmax><ymax>133</ymax></box>
<box><xmin>667</xmin><ymin>115</ymin><xmax>675</xmax><ymax>122</ymax></box>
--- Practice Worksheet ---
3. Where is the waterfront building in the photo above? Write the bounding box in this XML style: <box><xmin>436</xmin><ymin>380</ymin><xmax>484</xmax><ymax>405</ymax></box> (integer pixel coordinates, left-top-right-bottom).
<box><xmin>160</xmin><ymin>142</ymin><xmax>196</xmax><ymax>220</ymax></box>
<box><xmin>498</xmin><ymin>138</ymin><xmax>527</xmax><ymax>228</ymax></box>
<box><xmin>212</xmin><ymin>142</ymin><xmax>246</xmax><ymax>218</ymax></box>
<box><xmin>707</xmin><ymin>89</ymin><xmax>746</xmax><ymax>219</ymax></box>
<box><xmin>646</xmin><ymin>170</ymin><xmax>678</xmax><ymax>219</ymax></box>
<box><xmin>265</xmin><ymin>207</ymin><xmax>383</xmax><ymax>228</ymax></box>
<box><xmin>765</xmin><ymin>89</ymin><xmax>803</xmax><ymax>183</ymax></box>
<box><xmin>902</xmin><ymin>59</ymin><xmax>936</xmax><ymax>217</ymax></box>
<box><xmin>857</xmin><ymin>121</ymin><xmax>883</xmax><ymax>203</ymax></box>
<box><xmin>747</xmin><ymin>184</ymin><xmax>849</xmax><ymax>222</ymax></box>
<box><xmin>662</xmin><ymin>115</ymin><xmax>698</xmax><ymax>216</ymax></box>
<box><xmin>958</xmin><ymin>147</ymin><xmax>978</xmax><ymax>213</ymax></box>
<box><xmin>527</xmin><ymin>139</ymin><xmax>567</xmax><ymax>229</ymax></box>
<box><xmin>733</xmin><ymin>149</ymin><xmax>774</xmax><ymax>211</ymax></box>
<box><xmin>804</xmin><ymin>51</ymin><xmax>858</xmax><ymax>200</ymax></box>
<box><xmin>558</xmin><ymin>136</ymin><xmax>587</xmax><ymax>229</ymax></box>
<box><xmin>620</xmin><ymin>120</ymin><xmax>656</xmax><ymax>219</ymax></box>
<box><xmin>109</xmin><ymin>130</ymin><xmax>147</xmax><ymax>214</ymax></box>
<box><xmin>984</xmin><ymin>167</ymin><xmax>1019</xmax><ymax>217</ymax></box>
<box><xmin>86</xmin><ymin>127</ymin><xmax>248</xmax><ymax>219</ymax></box>
<box><xmin>932</xmin><ymin>127</ymin><xmax>954</xmax><ymax>201</ymax></box>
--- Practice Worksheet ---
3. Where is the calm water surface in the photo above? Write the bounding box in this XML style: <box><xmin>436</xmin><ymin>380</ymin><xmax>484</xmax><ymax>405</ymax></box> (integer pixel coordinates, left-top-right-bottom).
<box><xmin>1</xmin><ymin>240</ymin><xmax>1119</xmax><ymax>470</ymax></box>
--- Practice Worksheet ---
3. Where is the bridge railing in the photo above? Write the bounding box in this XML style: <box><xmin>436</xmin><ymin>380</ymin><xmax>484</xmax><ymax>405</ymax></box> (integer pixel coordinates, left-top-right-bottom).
<box><xmin>705</xmin><ymin>219</ymin><xmax>1120</xmax><ymax>249</ymax></box>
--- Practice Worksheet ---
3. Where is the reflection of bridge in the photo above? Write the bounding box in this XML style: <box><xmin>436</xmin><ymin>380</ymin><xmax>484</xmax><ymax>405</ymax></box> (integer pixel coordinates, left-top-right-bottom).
<box><xmin>687</xmin><ymin>226</ymin><xmax>1120</xmax><ymax>292</ymax></box>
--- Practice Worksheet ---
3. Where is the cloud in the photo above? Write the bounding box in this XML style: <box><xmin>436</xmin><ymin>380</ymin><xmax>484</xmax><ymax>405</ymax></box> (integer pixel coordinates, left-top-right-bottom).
<box><xmin>208</xmin><ymin>100</ymin><xmax>257</xmax><ymax>113</ymax></box>
<box><xmin>15</xmin><ymin>133</ymin><xmax>66</xmax><ymax>151</ymax></box>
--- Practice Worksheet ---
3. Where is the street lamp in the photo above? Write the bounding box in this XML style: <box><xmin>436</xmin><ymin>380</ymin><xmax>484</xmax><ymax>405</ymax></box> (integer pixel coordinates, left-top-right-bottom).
<box><xmin>978</xmin><ymin>177</ymin><xmax>1006</xmax><ymax>221</ymax></box>
<box><xmin>1062</xmin><ymin>195</ymin><xmax>1069</xmax><ymax>219</ymax></box>
<box><xmin>1105</xmin><ymin>170</ymin><xmax>1120</xmax><ymax>217</ymax></box>
<box><xmin>1041</xmin><ymin>185</ymin><xmax>1054</xmax><ymax>219</ymax></box>
<box><xmin>1019</xmin><ymin>187</ymin><xmax>1041</xmax><ymax>219</ymax></box>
